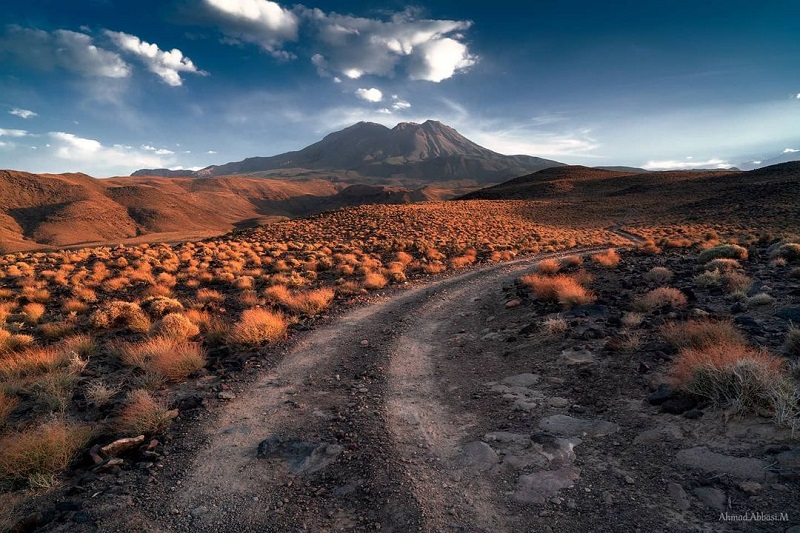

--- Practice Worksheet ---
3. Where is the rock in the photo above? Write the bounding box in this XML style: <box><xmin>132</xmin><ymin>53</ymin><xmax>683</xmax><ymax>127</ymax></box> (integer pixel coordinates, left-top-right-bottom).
<box><xmin>538</xmin><ymin>415</ymin><xmax>619</xmax><ymax>438</ymax></box>
<box><xmin>602</xmin><ymin>491</ymin><xmax>614</xmax><ymax>505</ymax></box>
<box><xmin>513</xmin><ymin>399</ymin><xmax>539</xmax><ymax>412</ymax></box>
<box><xmin>10</xmin><ymin>512</ymin><xmax>44</xmax><ymax>533</ymax></box>
<box><xmin>530</xmin><ymin>433</ymin><xmax>580</xmax><ymax>466</ymax></box>
<box><xmin>189</xmin><ymin>506</ymin><xmax>208</xmax><ymax>517</ymax></box>
<box><xmin>660</xmin><ymin>395</ymin><xmax>698</xmax><ymax>414</ymax></box>
<box><xmin>676</xmin><ymin>447</ymin><xmax>768</xmax><ymax>480</ymax></box>
<box><xmin>100</xmin><ymin>435</ymin><xmax>145</xmax><ymax>458</ymax></box>
<box><xmin>683</xmin><ymin>409</ymin><xmax>704</xmax><ymax>419</ymax></box>
<box><xmin>514</xmin><ymin>466</ymin><xmax>581</xmax><ymax>504</ymax></box>
<box><xmin>560</xmin><ymin>348</ymin><xmax>595</xmax><ymax>365</ymax></box>
<box><xmin>739</xmin><ymin>481</ymin><xmax>761</xmax><ymax>494</ymax></box>
<box><xmin>92</xmin><ymin>458</ymin><xmax>124</xmax><ymax>473</ymax></box>
<box><xmin>505</xmin><ymin>299</ymin><xmax>521</xmax><ymax>308</ymax></box>
<box><xmin>776</xmin><ymin>306</ymin><xmax>800</xmax><ymax>322</ymax></box>
<box><xmin>667</xmin><ymin>482</ymin><xmax>690</xmax><ymax>511</ymax></box>
<box><xmin>360</xmin><ymin>339</ymin><xmax>370</xmax><ymax>346</ymax></box>
<box><xmin>484</xmin><ymin>432</ymin><xmax>530</xmax><ymax>449</ymax></box>
<box><xmin>548</xmin><ymin>397</ymin><xmax>570</xmax><ymax>408</ymax></box>
<box><xmin>257</xmin><ymin>435</ymin><xmax>342</xmax><ymax>475</ymax></box>
<box><xmin>734</xmin><ymin>315</ymin><xmax>765</xmax><ymax>334</ymax></box>
<box><xmin>459</xmin><ymin>441</ymin><xmax>499</xmax><ymax>471</ymax></box>
<box><xmin>634</xmin><ymin>425</ymin><xmax>683</xmax><ymax>444</ymax></box>
<box><xmin>776</xmin><ymin>448</ymin><xmax>800</xmax><ymax>473</ymax></box>
<box><xmin>648</xmin><ymin>384</ymin><xmax>676</xmax><ymax>405</ymax></box>
<box><xmin>692</xmin><ymin>486</ymin><xmax>726</xmax><ymax>511</ymax></box>
<box><xmin>88</xmin><ymin>444</ymin><xmax>103</xmax><ymax>465</ymax></box>
<box><xmin>689</xmin><ymin>308</ymin><xmax>709</xmax><ymax>318</ymax></box>
<box><xmin>217</xmin><ymin>391</ymin><xmax>236</xmax><ymax>400</ymax></box>
<box><xmin>501</xmin><ymin>373</ymin><xmax>541</xmax><ymax>387</ymax></box>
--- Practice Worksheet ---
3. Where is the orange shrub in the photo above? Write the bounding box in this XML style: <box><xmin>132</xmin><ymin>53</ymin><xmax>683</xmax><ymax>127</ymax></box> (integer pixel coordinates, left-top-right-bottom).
<box><xmin>150</xmin><ymin>313</ymin><xmax>200</xmax><ymax>340</ymax></box>
<box><xmin>634</xmin><ymin>287</ymin><xmax>687</xmax><ymax>312</ymax></box>
<box><xmin>230</xmin><ymin>308</ymin><xmax>288</xmax><ymax>345</ymax></box>
<box><xmin>116</xmin><ymin>390</ymin><xmax>177</xmax><ymax>435</ymax></box>
<box><xmin>536</xmin><ymin>258</ymin><xmax>561</xmax><ymax>275</ymax></box>
<box><xmin>119</xmin><ymin>337</ymin><xmax>205</xmax><ymax>381</ymax></box>
<box><xmin>591</xmin><ymin>249</ymin><xmax>621</xmax><ymax>268</ymax></box>
<box><xmin>661</xmin><ymin>320</ymin><xmax>746</xmax><ymax>350</ymax></box>
<box><xmin>521</xmin><ymin>274</ymin><xmax>595</xmax><ymax>308</ymax></box>
<box><xmin>363</xmin><ymin>272</ymin><xmax>388</xmax><ymax>290</ymax></box>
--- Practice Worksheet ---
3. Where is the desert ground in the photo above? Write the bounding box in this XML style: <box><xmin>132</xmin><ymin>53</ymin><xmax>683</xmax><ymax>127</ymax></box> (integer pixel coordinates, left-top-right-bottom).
<box><xmin>0</xmin><ymin>165</ymin><xmax>799</xmax><ymax>532</ymax></box>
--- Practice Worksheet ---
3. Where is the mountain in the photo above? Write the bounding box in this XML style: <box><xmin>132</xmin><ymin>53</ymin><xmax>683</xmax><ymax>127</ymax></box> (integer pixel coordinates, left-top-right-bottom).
<box><xmin>130</xmin><ymin>168</ymin><xmax>194</xmax><ymax>177</ymax></box>
<box><xmin>176</xmin><ymin>120</ymin><xmax>563</xmax><ymax>185</ymax></box>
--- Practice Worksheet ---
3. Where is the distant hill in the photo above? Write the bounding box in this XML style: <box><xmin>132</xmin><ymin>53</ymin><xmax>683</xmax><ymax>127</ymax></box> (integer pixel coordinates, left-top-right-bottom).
<box><xmin>137</xmin><ymin>120</ymin><xmax>564</xmax><ymax>186</ymax></box>
<box><xmin>739</xmin><ymin>152</ymin><xmax>800</xmax><ymax>171</ymax></box>
<box><xmin>130</xmin><ymin>168</ymin><xmax>194</xmax><ymax>178</ymax></box>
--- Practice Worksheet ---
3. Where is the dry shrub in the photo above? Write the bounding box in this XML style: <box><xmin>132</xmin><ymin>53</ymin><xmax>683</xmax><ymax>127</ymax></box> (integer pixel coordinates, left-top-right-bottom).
<box><xmin>363</xmin><ymin>272</ymin><xmax>388</xmax><ymax>290</ymax></box>
<box><xmin>62</xmin><ymin>299</ymin><xmax>89</xmax><ymax>314</ymax></box>
<box><xmin>0</xmin><ymin>346</ymin><xmax>71</xmax><ymax>379</ymax></box>
<box><xmin>521</xmin><ymin>274</ymin><xmax>595</xmax><ymax>308</ymax></box>
<box><xmin>119</xmin><ymin>337</ymin><xmax>205</xmax><ymax>382</ymax></box>
<box><xmin>449</xmin><ymin>254</ymin><xmax>476</xmax><ymax>269</ymax></box>
<box><xmin>143</xmin><ymin>296</ymin><xmax>184</xmax><ymax>317</ymax></box>
<box><xmin>661</xmin><ymin>320</ymin><xmax>746</xmax><ymax>350</ymax></box>
<box><xmin>591</xmin><ymin>249</ymin><xmax>621</xmax><ymax>268</ymax></box>
<box><xmin>0</xmin><ymin>330</ymin><xmax>35</xmax><ymax>353</ymax></box>
<box><xmin>637</xmin><ymin>240</ymin><xmax>662</xmax><ymax>255</ymax></box>
<box><xmin>31</xmin><ymin>370</ymin><xmax>77</xmax><ymax>414</ymax></box>
<box><xmin>770</xmin><ymin>242</ymin><xmax>800</xmax><ymax>262</ymax></box>
<box><xmin>722</xmin><ymin>271</ymin><xmax>752</xmax><ymax>293</ymax></box>
<box><xmin>621</xmin><ymin>312</ymin><xmax>644</xmax><ymax>328</ymax></box>
<box><xmin>704</xmin><ymin>258</ymin><xmax>742</xmax><ymax>272</ymax></box>
<box><xmin>634</xmin><ymin>287</ymin><xmax>687</xmax><ymax>312</ymax></box>
<box><xmin>536</xmin><ymin>258</ymin><xmax>561</xmax><ymax>275</ymax></box>
<box><xmin>286</xmin><ymin>288</ymin><xmax>335</xmax><ymax>316</ymax></box>
<box><xmin>230</xmin><ymin>308</ymin><xmax>288</xmax><ymax>346</ymax></box>
<box><xmin>561</xmin><ymin>255</ymin><xmax>583</xmax><ymax>268</ymax></box>
<box><xmin>541</xmin><ymin>316</ymin><xmax>567</xmax><ymax>336</ymax></box>
<box><xmin>116</xmin><ymin>390</ymin><xmax>177</xmax><ymax>435</ymax></box>
<box><xmin>671</xmin><ymin>341</ymin><xmax>795</xmax><ymax>421</ymax></box>
<box><xmin>747</xmin><ymin>293</ymin><xmax>774</xmax><ymax>307</ymax></box>
<box><xmin>0</xmin><ymin>392</ymin><xmax>18</xmax><ymax>425</ymax></box>
<box><xmin>90</xmin><ymin>301</ymin><xmax>150</xmax><ymax>333</ymax></box>
<box><xmin>84</xmin><ymin>380</ymin><xmax>120</xmax><ymax>407</ymax></box>
<box><xmin>196</xmin><ymin>288</ymin><xmax>225</xmax><ymax>304</ymax></box>
<box><xmin>150</xmin><ymin>313</ymin><xmax>200</xmax><ymax>339</ymax></box>
<box><xmin>21</xmin><ymin>303</ymin><xmax>46</xmax><ymax>324</ymax></box>
<box><xmin>60</xmin><ymin>334</ymin><xmax>96</xmax><ymax>358</ymax></box>
<box><xmin>697</xmin><ymin>244</ymin><xmax>748</xmax><ymax>264</ymax></box>
<box><xmin>38</xmin><ymin>321</ymin><xmax>75</xmax><ymax>340</ymax></box>
<box><xmin>395</xmin><ymin>251</ymin><xmax>414</xmax><ymax>266</ymax></box>
<box><xmin>645</xmin><ymin>267</ymin><xmax>673</xmax><ymax>283</ymax></box>
<box><xmin>0</xmin><ymin>420</ymin><xmax>91</xmax><ymax>486</ymax></box>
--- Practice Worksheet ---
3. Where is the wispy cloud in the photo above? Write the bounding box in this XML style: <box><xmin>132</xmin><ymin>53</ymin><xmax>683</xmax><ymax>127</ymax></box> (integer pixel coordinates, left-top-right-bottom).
<box><xmin>9</xmin><ymin>108</ymin><xmax>37</xmax><ymax>119</ymax></box>
<box><xmin>782</xmin><ymin>148</ymin><xmax>799</xmax><ymax>154</ymax></box>
<box><xmin>49</xmin><ymin>131</ymin><xmax>172</xmax><ymax>175</ymax></box>
<box><xmin>642</xmin><ymin>157</ymin><xmax>731</xmax><ymax>170</ymax></box>
<box><xmin>106</xmin><ymin>31</ymin><xmax>207</xmax><ymax>86</ymax></box>
<box><xmin>0</xmin><ymin>128</ymin><xmax>30</xmax><ymax>137</ymax></box>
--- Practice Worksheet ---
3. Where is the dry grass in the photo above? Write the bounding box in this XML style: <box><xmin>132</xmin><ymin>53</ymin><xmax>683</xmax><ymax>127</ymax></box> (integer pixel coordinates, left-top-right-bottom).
<box><xmin>620</xmin><ymin>312</ymin><xmax>644</xmax><ymax>328</ymax></box>
<box><xmin>540</xmin><ymin>316</ymin><xmax>568</xmax><ymax>336</ymax></box>
<box><xmin>119</xmin><ymin>337</ymin><xmax>205</xmax><ymax>382</ymax></box>
<box><xmin>671</xmin><ymin>341</ymin><xmax>795</xmax><ymax>422</ymax></box>
<box><xmin>785</xmin><ymin>326</ymin><xmax>800</xmax><ymax>356</ymax></box>
<box><xmin>591</xmin><ymin>249</ymin><xmax>621</xmax><ymax>268</ymax></box>
<box><xmin>561</xmin><ymin>255</ymin><xmax>583</xmax><ymax>268</ymax></box>
<box><xmin>521</xmin><ymin>273</ymin><xmax>595</xmax><ymax>308</ymax></box>
<box><xmin>116</xmin><ymin>390</ymin><xmax>177</xmax><ymax>435</ymax></box>
<box><xmin>90</xmin><ymin>301</ymin><xmax>150</xmax><ymax>333</ymax></box>
<box><xmin>21</xmin><ymin>303</ymin><xmax>45</xmax><ymax>324</ymax></box>
<box><xmin>0</xmin><ymin>420</ymin><xmax>91</xmax><ymax>486</ymax></box>
<box><xmin>150</xmin><ymin>313</ymin><xmax>200</xmax><ymax>340</ymax></box>
<box><xmin>697</xmin><ymin>244</ymin><xmax>748</xmax><ymax>264</ymax></box>
<box><xmin>363</xmin><ymin>272</ymin><xmax>388</xmax><ymax>290</ymax></box>
<box><xmin>0</xmin><ymin>346</ymin><xmax>72</xmax><ymax>379</ymax></box>
<box><xmin>645</xmin><ymin>266</ymin><xmax>673</xmax><ymax>283</ymax></box>
<box><xmin>536</xmin><ymin>258</ymin><xmax>561</xmax><ymax>275</ymax></box>
<box><xmin>746</xmin><ymin>293</ymin><xmax>774</xmax><ymax>307</ymax></box>
<box><xmin>0</xmin><ymin>392</ymin><xmax>18</xmax><ymax>425</ymax></box>
<box><xmin>230</xmin><ymin>308</ymin><xmax>288</xmax><ymax>345</ymax></box>
<box><xmin>633</xmin><ymin>287</ymin><xmax>687</xmax><ymax>312</ymax></box>
<box><xmin>84</xmin><ymin>380</ymin><xmax>120</xmax><ymax>407</ymax></box>
<box><xmin>661</xmin><ymin>320</ymin><xmax>747</xmax><ymax>350</ymax></box>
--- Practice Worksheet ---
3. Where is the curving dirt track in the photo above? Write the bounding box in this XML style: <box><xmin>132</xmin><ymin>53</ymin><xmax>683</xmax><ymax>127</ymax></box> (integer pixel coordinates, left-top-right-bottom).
<box><xmin>70</xmin><ymin>233</ymin><xmax>798</xmax><ymax>533</ymax></box>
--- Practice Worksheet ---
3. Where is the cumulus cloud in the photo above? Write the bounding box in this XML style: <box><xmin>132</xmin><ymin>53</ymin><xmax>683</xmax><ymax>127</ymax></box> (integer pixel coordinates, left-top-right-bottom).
<box><xmin>642</xmin><ymin>158</ymin><xmax>731</xmax><ymax>170</ymax></box>
<box><xmin>305</xmin><ymin>8</ymin><xmax>476</xmax><ymax>82</ymax></box>
<box><xmin>10</xmin><ymin>108</ymin><xmax>37</xmax><ymax>119</ymax></box>
<box><xmin>782</xmin><ymin>148</ymin><xmax>799</xmax><ymax>154</ymax></box>
<box><xmin>355</xmin><ymin>87</ymin><xmax>383</xmax><ymax>103</ymax></box>
<box><xmin>49</xmin><ymin>132</ymin><xmax>171</xmax><ymax>174</ymax></box>
<box><xmin>196</xmin><ymin>0</ymin><xmax>299</xmax><ymax>57</ymax></box>
<box><xmin>0</xmin><ymin>25</ymin><xmax>130</xmax><ymax>78</ymax></box>
<box><xmin>0</xmin><ymin>128</ymin><xmax>29</xmax><ymax>137</ymax></box>
<box><xmin>106</xmin><ymin>31</ymin><xmax>206</xmax><ymax>86</ymax></box>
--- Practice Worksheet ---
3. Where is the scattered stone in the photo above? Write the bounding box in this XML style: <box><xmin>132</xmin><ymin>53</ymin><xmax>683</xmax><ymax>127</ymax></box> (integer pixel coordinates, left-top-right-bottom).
<box><xmin>634</xmin><ymin>425</ymin><xmax>683</xmax><ymax>444</ymax></box>
<box><xmin>739</xmin><ymin>481</ymin><xmax>761</xmax><ymax>494</ymax></box>
<box><xmin>459</xmin><ymin>441</ymin><xmax>499</xmax><ymax>471</ymax></box>
<box><xmin>648</xmin><ymin>384</ymin><xmax>676</xmax><ymax>405</ymax></box>
<box><xmin>624</xmin><ymin>475</ymin><xmax>635</xmax><ymax>485</ymax></box>
<box><xmin>530</xmin><ymin>433</ymin><xmax>580</xmax><ymax>466</ymax></box>
<box><xmin>484</xmin><ymin>432</ymin><xmax>530</xmax><ymax>448</ymax></box>
<box><xmin>501</xmin><ymin>373</ymin><xmax>541</xmax><ymax>387</ymax></box>
<box><xmin>667</xmin><ymin>482</ymin><xmax>690</xmax><ymax>511</ymax></box>
<box><xmin>513</xmin><ymin>399</ymin><xmax>538</xmax><ymax>412</ymax></box>
<box><xmin>514</xmin><ymin>466</ymin><xmax>581</xmax><ymax>504</ymax></box>
<box><xmin>692</xmin><ymin>486</ymin><xmax>726</xmax><ymax>511</ymax></box>
<box><xmin>602</xmin><ymin>491</ymin><xmax>614</xmax><ymax>505</ymax></box>
<box><xmin>505</xmin><ymin>299</ymin><xmax>521</xmax><ymax>308</ymax></box>
<box><xmin>189</xmin><ymin>506</ymin><xmax>208</xmax><ymax>517</ymax></box>
<box><xmin>676</xmin><ymin>447</ymin><xmax>768</xmax><ymax>480</ymax></box>
<box><xmin>548</xmin><ymin>397</ymin><xmax>570</xmax><ymax>408</ymax></box>
<box><xmin>360</xmin><ymin>339</ymin><xmax>370</xmax><ymax>347</ymax></box>
<box><xmin>538</xmin><ymin>415</ymin><xmax>619</xmax><ymax>438</ymax></box>
<box><xmin>217</xmin><ymin>391</ymin><xmax>236</xmax><ymax>400</ymax></box>
<box><xmin>92</xmin><ymin>458</ymin><xmax>124</xmax><ymax>473</ymax></box>
<box><xmin>775</xmin><ymin>306</ymin><xmax>800</xmax><ymax>322</ymax></box>
<box><xmin>257</xmin><ymin>435</ymin><xmax>343</xmax><ymax>475</ymax></box>
<box><xmin>560</xmin><ymin>348</ymin><xmax>595</xmax><ymax>365</ymax></box>
<box><xmin>660</xmin><ymin>395</ymin><xmax>698</xmax><ymax>415</ymax></box>
<box><xmin>100</xmin><ymin>435</ymin><xmax>145</xmax><ymax>458</ymax></box>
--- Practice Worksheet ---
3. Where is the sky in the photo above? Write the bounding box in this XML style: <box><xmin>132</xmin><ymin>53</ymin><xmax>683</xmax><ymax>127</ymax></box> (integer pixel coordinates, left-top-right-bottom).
<box><xmin>1</xmin><ymin>0</ymin><xmax>799</xmax><ymax>177</ymax></box>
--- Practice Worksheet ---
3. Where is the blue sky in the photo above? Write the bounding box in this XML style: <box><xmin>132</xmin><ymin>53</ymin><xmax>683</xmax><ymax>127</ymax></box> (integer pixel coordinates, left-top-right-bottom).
<box><xmin>1</xmin><ymin>0</ymin><xmax>799</xmax><ymax>176</ymax></box>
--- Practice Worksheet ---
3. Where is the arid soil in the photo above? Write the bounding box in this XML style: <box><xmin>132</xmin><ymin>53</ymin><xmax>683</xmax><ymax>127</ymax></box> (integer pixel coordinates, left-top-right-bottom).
<box><xmin>25</xmin><ymin>240</ymin><xmax>800</xmax><ymax>533</ymax></box>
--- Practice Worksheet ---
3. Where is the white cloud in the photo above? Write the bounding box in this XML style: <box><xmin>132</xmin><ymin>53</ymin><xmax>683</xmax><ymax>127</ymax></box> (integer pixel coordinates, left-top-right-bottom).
<box><xmin>155</xmin><ymin>148</ymin><xmax>175</xmax><ymax>155</ymax></box>
<box><xmin>0</xmin><ymin>128</ymin><xmax>29</xmax><ymax>137</ymax></box>
<box><xmin>10</xmin><ymin>108</ymin><xmax>37</xmax><ymax>119</ymax></box>
<box><xmin>207</xmin><ymin>150</ymin><xmax>217</xmax><ymax>154</ymax></box>
<box><xmin>198</xmin><ymin>0</ymin><xmax>299</xmax><ymax>56</ymax></box>
<box><xmin>782</xmin><ymin>148</ymin><xmax>799</xmax><ymax>154</ymax></box>
<box><xmin>392</xmin><ymin>99</ymin><xmax>411</xmax><ymax>111</ymax></box>
<box><xmin>141</xmin><ymin>144</ymin><xmax>175</xmax><ymax>155</ymax></box>
<box><xmin>106</xmin><ymin>31</ymin><xmax>206</xmax><ymax>86</ymax></box>
<box><xmin>642</xmin><ymin>158</ymin><xmax>731</xmax><ymax>170</ymax></box>
<box><xmin>751</xmin><ymin>160</ymin><xmax>762</xmax><ymax>165</ymax></box>
<box><xmin>796</xmin><ymin>93</ymin><xmax>800</xmax><ymax>99</ymax></box>
<box><xmin>49</xmin><ymin>132</ymin><xmax>171</xmax><ymax>175</ymax></box>
<box><xmin>355</xmin><ymin>87</ymin><xmax>383</xmax><ymax>103</ymax></box>
<box><xmin>0</xmin><ymin>26</ymin><xmax>130</xmax><ymax>78</ymax></box>
<box><xmin>305</xmin><ymin>8</ymin><xmax>476</xmax><ymax>82</ymax></box>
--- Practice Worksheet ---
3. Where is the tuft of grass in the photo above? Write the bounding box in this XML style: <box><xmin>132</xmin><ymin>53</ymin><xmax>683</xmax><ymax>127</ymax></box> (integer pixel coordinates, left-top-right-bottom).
<box><xmin>634</xmin><ymin>287</ymin><xmax>687</xmax><ymax>312</ymax></box>
<box><xmin>119</xmin><ymin>337</ymin><xmax>205</xmax><ymax>382</ymax></box>
<box><xmin>591</xmin><ymin>249</ymin><xmax>621</xmax><ymax>268</ymax></box>
<box><xmin>521</xmin><ymin>273</ymin><xmax>595</xmax><ymax>308</ymax></box>
<box><xmin>116</xmin><ymin>390</ymin><xmax>177</xmax><ymax>435</ymax></box>
<box><xmin>621</xmin><ymin>312</ymin><xmax>644</xmax><ymax>328</ymax></box>
<box><xmin>561</xmin><ymin>255</ymin><xmax>584</xmax><ymax>268</ymax></box>
<box><xmin>783</xmin><ymin>326</ymin><xmax>800</xmax><ymax>356</ymax></box>
<box><xmin>21</xmin><ymin>303</ymin><xmax>46</xmax><ymax>324</ymax></box>
<box><xmin>0</xmin><ymin>420</ymin><xmax>92</xmax><ymax>487</ymax></box>
<box><xmin>150</xmin><ymin>313</ymin><xmax>200</xmax><ymax>340</ymax></box>
<box><xmin>0</xmin><ymin>392</ymin><xmax>18</xmax><ymax>425</ymax></box>
<box><xmin>704</xmin><ymin>258</ymin><xmax>742</xmax><ymax>272</ymax></box>
<box><xmin>536</xmin><ymin>258</ymin><xmax>561</xmax><ymax>275</ymax></box>
<box><xmin>697</xmin><ymin>244</ymin><xmax>748</xmax><ymax>264</ymax></box>
<box><xmin>770</xmin><ymin>242</ymin><xmax>800</xmax><ymax>262</ymax></box>
<box><xmin>661</xmin><ymin>320</ymin><xmax>747</xmax><ymax>350</ymax></box>
<box><xmin>540</xmin><ymin>316</ymin><xmax>568</xmax><ymax>336</ymax></box>
<box><xmin>671</xmin><ymin>341</ymin><xmax>796</xmax><ymax>422</ymax></box>
<box><xmin>230</xmin><ymin>308</ymin><xmax>288</xmax><ymax>346</ymax></box>
<box><xmin>363</xmin><ymin>272</ymin><xmax>388</xmax><ymax>290</ymax></box>
<box><xmin>0</xmin><ymin>346</ymin><xmax>71</xmax><ymax>379</ymax></box>
<box><xmin>746</xmin><ymin>293</ymin><xmax>774</xmax><ymax>307</ymax></box>
<box><xmin>645</xmin><ymin>266</ymin><xmax>673</xmax><ymax>283</ymax></box>
<box><xmin>84</xmin><ymin>380</ymin><xmax>120</xmax><ymax>407</ymax></box>
<box><xmin>90</xmin><ymin>301</ymin><xmax>150</xmax><ymax>333</ymax></box>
